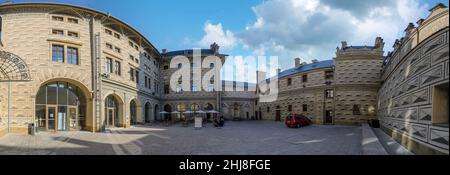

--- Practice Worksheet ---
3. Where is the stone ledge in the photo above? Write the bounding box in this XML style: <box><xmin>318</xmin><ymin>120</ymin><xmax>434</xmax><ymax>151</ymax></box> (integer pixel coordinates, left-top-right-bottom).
<box><xmin>361</xmin><ymin>123</ymin><xmax>388</xmax><ymax>155</ymax></box>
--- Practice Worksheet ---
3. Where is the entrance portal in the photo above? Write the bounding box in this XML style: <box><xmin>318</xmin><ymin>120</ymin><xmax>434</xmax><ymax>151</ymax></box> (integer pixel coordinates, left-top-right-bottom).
<box><xmin>35</xmin><ymin>82</ymin><xmax>86</xmax><ymax>131</ymax></box>
<box><xmin>105</xmin><ymin>95</ymin><xmax>120</xmax><ymax>128</ymax></box>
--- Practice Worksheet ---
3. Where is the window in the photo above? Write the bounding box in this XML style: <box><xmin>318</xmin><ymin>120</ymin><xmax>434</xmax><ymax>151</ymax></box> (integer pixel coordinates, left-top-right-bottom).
<box><xmin>106</xmin><ymin>58</ymin><xmax>113</xmax><ymax>73</ymax></box>
<box><xmin>325</xmin><ymin>89</ymin><xmax>334</xmax><ymax>98</ymax></box>
<box><xmin>164</xmin><ymin>85</ymin><xmax>170</xmax><ymax>94</ymax></box>
<box><xmin>325</xmin><ymin>70</ymin><xmax>334</xmax><ymax>79</ymax></box>
<box><xmin>288</xmin><ymin>105</ymin><xmax>292</xmax><ymax>112</ymax></box>
<box><xmin>176</xmin><ymin>84</ymin><xmax>182</xmax><ymax>93</ymax></box>
<box><xmin>67</xmin><ymin>47</ymin><xmax>78</xmax><ymax>65</ymax></box>
<box><xmin>114</xmin><ymin>61</ymin><xmax>121</xmax><ymax>75</ymax></box>
<box><xmin>267</xmin><ymin>107</ymin><xmax>270</xmax><ymax>113</ymax></box>
<box><xmin>129</xmin><ymin>41</ymin><xmax>134</xmax><ymax>47</ymax></box>
<box><xmin>52</xmin><ymin>45</ymin><xmax>64</xmax><ymax>63</ymax></box>
<box><xmin>135</xmin><ymin>58</ymin><xmax>139</xmax><ymax>64</ymax></box>
<box><xmin>302</xmin><ymin>104</ymin><xmax>308</xmax><ymax>112</ymax></box>
<box><xmin>177</xmin><ymin>63</ymin><xmax>182</xmax><ymax>69</ymax></box>
<box><xmin>145</xmin><ymin>76</ymin><xmax>148</xmax><ymax>88</ymax></box>
<box><xmin>106</xmin><ymin>43</ymin><xmax>113</xmax><ymax>50</ymax></box>
<box><xmin>114</xmin><ymin>33</ymin><xmax>121</xmax><ymax>39</ymax></box>
<box><xmin>287</xmin><ymin>78</ymin><xmax>292</xmax><ymax>86</ymax></box>
<box><xmin>129</xmin><ymin>55</ymin><xmax>135</xmax><ymax>61</ymax></box>
<box><xmin>164</xmin><ymin>65</ymin><xmax>169</xmax><ymax>70</ymax></box>
<box><xmin>432</xmin><ymin>83</ymin><xmax>449</xmax><ymax>125</ymax></box>
<box><xmin>52</xmin><ymin>29</ymin><xmax>64</xmax><ymax>35</ymax></box>
<box><xmin>210</xmin><ymin>63</ymin><xmax>215</xmax><ymax>68</ymax></box>
<box><xmin>114</xmin><ymin>47</ymin><xmax>121</xmax><ymax>53</ymax></box>
<box><xmin>135</xmin><ymin>70</ymin><xmax>140</xmax><ymax>84</ymax></box>
<box><xmin>52</xmin><ymin>16</ymin><xmax>64</xmax><ymax>21</ymax></box>
<box><xmin>67</xmin><ymin>18</ymin><xmax>78</xmax><ymax>24</ymax></box>
<box><xmin>68</xmin><ymin>31</ymin><xmax>79</xmax><ymax>38</ymax></box>
<box><xmin>208</xmin><ymin>84</ymin><xmax>214</xmax><ymax>92</ymax></box>
<box><xmin>130</xmin><ymin>68</ymin><xmax>135</xmax><ymax>81</ymax></box>
<box><xmin>353</xmin><ymin>105</ymin><xmax>361</xmax><ymax>115</ymax></box>
<box><xmin>192</xmin><ymin>85</ymin><xmax>198</xmax><ymax>92</ymax></box>
<box><xmin>302</xmin><ymin>74</ymin><xmax>308</xmax><ymax>83</ymax></box>
<box><xmin>105</xmin><ymin>29</ymin><xmax>112</xmax><ymax>35</ymax></box>
<box><xmin>135</xmin><ymin>45</ymin><xmax>139</xmax><ymax>51</ymax></box>
<box><xmin>148</xmin><ymin>78</ymin><xmax>152</xmax><ymax>89</ymax></box>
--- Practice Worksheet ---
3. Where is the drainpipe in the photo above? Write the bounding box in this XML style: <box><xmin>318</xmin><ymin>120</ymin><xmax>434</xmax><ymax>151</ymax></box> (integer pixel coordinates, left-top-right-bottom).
<box><xmin>7</xmin><ymin>80</ymin><xmax>10</xmax><ymax>132</ymax></box>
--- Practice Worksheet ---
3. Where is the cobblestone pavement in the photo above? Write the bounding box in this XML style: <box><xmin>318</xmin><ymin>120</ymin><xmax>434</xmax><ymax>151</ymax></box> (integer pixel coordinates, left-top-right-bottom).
<box><xmin>0</xmin><ymin>121</ymin><xmax>362</xmax><ymax>155</ymax></box>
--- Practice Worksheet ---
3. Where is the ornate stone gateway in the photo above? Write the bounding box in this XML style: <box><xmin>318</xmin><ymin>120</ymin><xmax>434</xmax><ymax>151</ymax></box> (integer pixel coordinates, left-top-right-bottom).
<box><xmin>0</xmin><ymin>50</ymin><xmax>31</xmax><ymax>81</ymax></box>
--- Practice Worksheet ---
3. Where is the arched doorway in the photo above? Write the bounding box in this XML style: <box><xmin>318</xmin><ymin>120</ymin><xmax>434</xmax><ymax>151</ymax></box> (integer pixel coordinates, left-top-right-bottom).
<box><xmin>105</xmin><ymin>95</ymin><xmax>121</xmax><ymax>128</ymax></box>
<box><xmin>204</xmin><ymin>103</ymin><xmax>214</xmax><ymax>121</ymax></box>
<box><xmin>130</xmin><ymin>100</ymin><xmax>137</xmax><ymax>125</ymax></box>
<box><xmin>154</xmin><ymin>104</ymin><xmax>160</xmax><ymax>121</ymax></box>
<box><xmin>35</xmin><ymin>81</ymin><xmax>86</xmax><ymax>131</ymax></box>
<box><xmin>176</xmin><ymin>104</ymin><xmax>186</xmax><ymax>121</ymax></box>
<box><xmin>145</xmin><ymin>102</ymin><xmax>151</xmax><ymax>123</ymax></box>
<box><xmin>164</xmin><ymin>104</ymin><xmax>172</xmax><ymax>121</ymax></box>
<box><xmin>232</xmin><ymin>103</ymin><xmax>241</xmax><ymax>120</ymax></box>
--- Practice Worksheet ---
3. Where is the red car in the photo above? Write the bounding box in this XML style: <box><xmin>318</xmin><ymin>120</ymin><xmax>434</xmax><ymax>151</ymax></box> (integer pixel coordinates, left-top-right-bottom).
<box><xmin>285</xmin><ymin>114</ymin><xmax>312</xmax><ymax>128</ymax></box>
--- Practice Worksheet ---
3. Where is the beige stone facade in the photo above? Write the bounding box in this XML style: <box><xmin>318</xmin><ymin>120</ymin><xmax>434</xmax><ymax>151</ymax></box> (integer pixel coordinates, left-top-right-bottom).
<box><xmin>256</xmin><ymin>38</ymin><xmax>384</xmax><ymax>125</ymax></box>
<box><xmin>0</xmin><ymin>2</ymin><xmax>448</xmax><ymax>156</ymax></box>
<box><xmin>0</xmin><ymin>3</ymin><xmax>161</xmax><ymax>136</ymax></box>
<box><xmin>160</xmin><ymin>48</ymin><xmax>256</xmax><ymax>120</ymax></box>
<box><xmin>377</xmin><ymin>4</ymin><xmax>449</xmax><ymax>155</ymax></box>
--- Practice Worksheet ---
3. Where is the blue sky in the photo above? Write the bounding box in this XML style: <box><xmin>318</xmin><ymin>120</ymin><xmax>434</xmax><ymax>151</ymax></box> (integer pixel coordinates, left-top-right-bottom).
<box><xmin>10</xmin><ymin>0</ymin><xmax>450</xmax><ymax>81</ymax></box>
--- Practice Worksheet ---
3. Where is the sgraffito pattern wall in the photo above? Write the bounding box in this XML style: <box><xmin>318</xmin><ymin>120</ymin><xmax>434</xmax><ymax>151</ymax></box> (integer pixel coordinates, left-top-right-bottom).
<box><xmin>378</xmin><ymin>28</ymin><xmax>449</xmax><ymax>154</ymax></box>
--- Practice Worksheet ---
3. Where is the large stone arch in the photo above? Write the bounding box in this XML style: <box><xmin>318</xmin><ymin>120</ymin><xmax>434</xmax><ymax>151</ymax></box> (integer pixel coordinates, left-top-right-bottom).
<box><xmin>144</xmin><ymin>102</ymin><xmax>153</xmax><ymax>123</ymax></box>
<box><xmin>103</xmin><ymin>92</ymin><xmax>125</xmax><ymax>128</ymax></box>
<box><xmin>35</xmin><ymin>78</ymin><xmax>95</xmax><ymax>131</ymax></box>
<box><xmin>128</xmin><ymin>97</ymin><xmax>142</xmax><ymax>125</ymax></box>
<box><xmin>0</xmin><ymin>50</ymin><xmax>31</xmax><ymax>81</ymax></box>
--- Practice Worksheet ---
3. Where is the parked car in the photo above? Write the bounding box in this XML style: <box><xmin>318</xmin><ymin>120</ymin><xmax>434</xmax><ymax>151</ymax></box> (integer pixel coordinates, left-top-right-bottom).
<box><xmin>285</xmin><ymin>114</ymin><xmax>312</xmax><ymax>128</ymax></box>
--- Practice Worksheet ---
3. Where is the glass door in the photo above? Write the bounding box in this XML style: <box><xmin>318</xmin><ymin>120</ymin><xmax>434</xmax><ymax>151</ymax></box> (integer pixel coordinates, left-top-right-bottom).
<box><xmin>47</xmin><ymin>106</ymin><xmax>57</xmax><ymax>131</ymax></box>
<box><xmin>69</xmin><ymin>107</ymin><xmax>78</xmax><ymax>130</ymax></box>
<box><xmin>57</xmin><ymin>106</ymin><xmax>67</xmax><ymax>131</ymax></box>
<box><xmin>107</xmin><ymin>108</ymin><xmax>115</xmax><ymax>127</ymax></box>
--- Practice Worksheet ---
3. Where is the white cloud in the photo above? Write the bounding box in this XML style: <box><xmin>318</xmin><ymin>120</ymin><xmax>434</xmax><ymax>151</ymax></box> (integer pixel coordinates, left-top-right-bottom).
<box><xmin>235</xmin><ymin>0</ymin><xmax>430</xmax><ymax>69</ymax></box>
<box><xmin>198</xmin><ymin>22</ymin><xmax>237</xmax><ymax>50</ymax></box>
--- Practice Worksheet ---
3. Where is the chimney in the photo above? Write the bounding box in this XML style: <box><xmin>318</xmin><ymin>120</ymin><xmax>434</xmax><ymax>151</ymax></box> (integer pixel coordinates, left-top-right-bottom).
<box><xmin>210</xmin><ymin>42</ymin><xmax>220</xmax><ymax>54</ymax></box>
<box><xmin>375</xmin><ymin>37</ymin><xmax>385</xmax><ymax>50</ymax></box>
<box><xmin>295</xmin><ymin>58</ymin><xmax>301</xmax><ymax>68</ymax></box>
<box><xmin>416</xmin><ymin>19</ymin><xmax>425</xmax><ymax>26</ymax></box>
<box><xmin>341</xmin><ymin>41</ymin><xmax>348</xmax><ymax>49</ymax></box>
<box><xmin>430</xmin><ymin>3</ymin><xmax>447</xmax><ymax>12</ymax></box>
<box><xmin>162</xmin><ymin>49</ymin><xmax>167</xmax><ymax>54</ymax></box>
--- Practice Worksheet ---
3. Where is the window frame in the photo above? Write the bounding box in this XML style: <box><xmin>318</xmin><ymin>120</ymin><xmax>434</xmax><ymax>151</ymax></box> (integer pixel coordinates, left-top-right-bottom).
<box><xmin>67</xmin><ymin>18</ymin><xmax>79</xmax><ymax>24</ymax></box>
<box><xmin>51</xmin><ymin>16</ymin><xmax>64</xmax><ymax>22</ymax></box>
<box><xmin>106</xmin><ymin>57</ymin><xmax>113</xmax><ymax>74</ymax></box>
<box><xmin>114</xmin><ymin>60</ymin><xmax>121</xmax><ymax>76</ymax></box>
<box><xmin>52</xmin><ymin>29</ymin><xmax>64</xmax><ymax>36</ymax></box>
<box><xmin>68</xmin><ymin>31</ymin><xmax>79</xmax><ymax>38</ymax></box>
<box><xmin>67</xmin><ymin>47</ymin><xmax>79</xmax><ymax>65</ymax></box>
<box><xmin>51</xmin><ymin>44</ymin><xmax>65</xmax><ymax>63</ymax></box>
